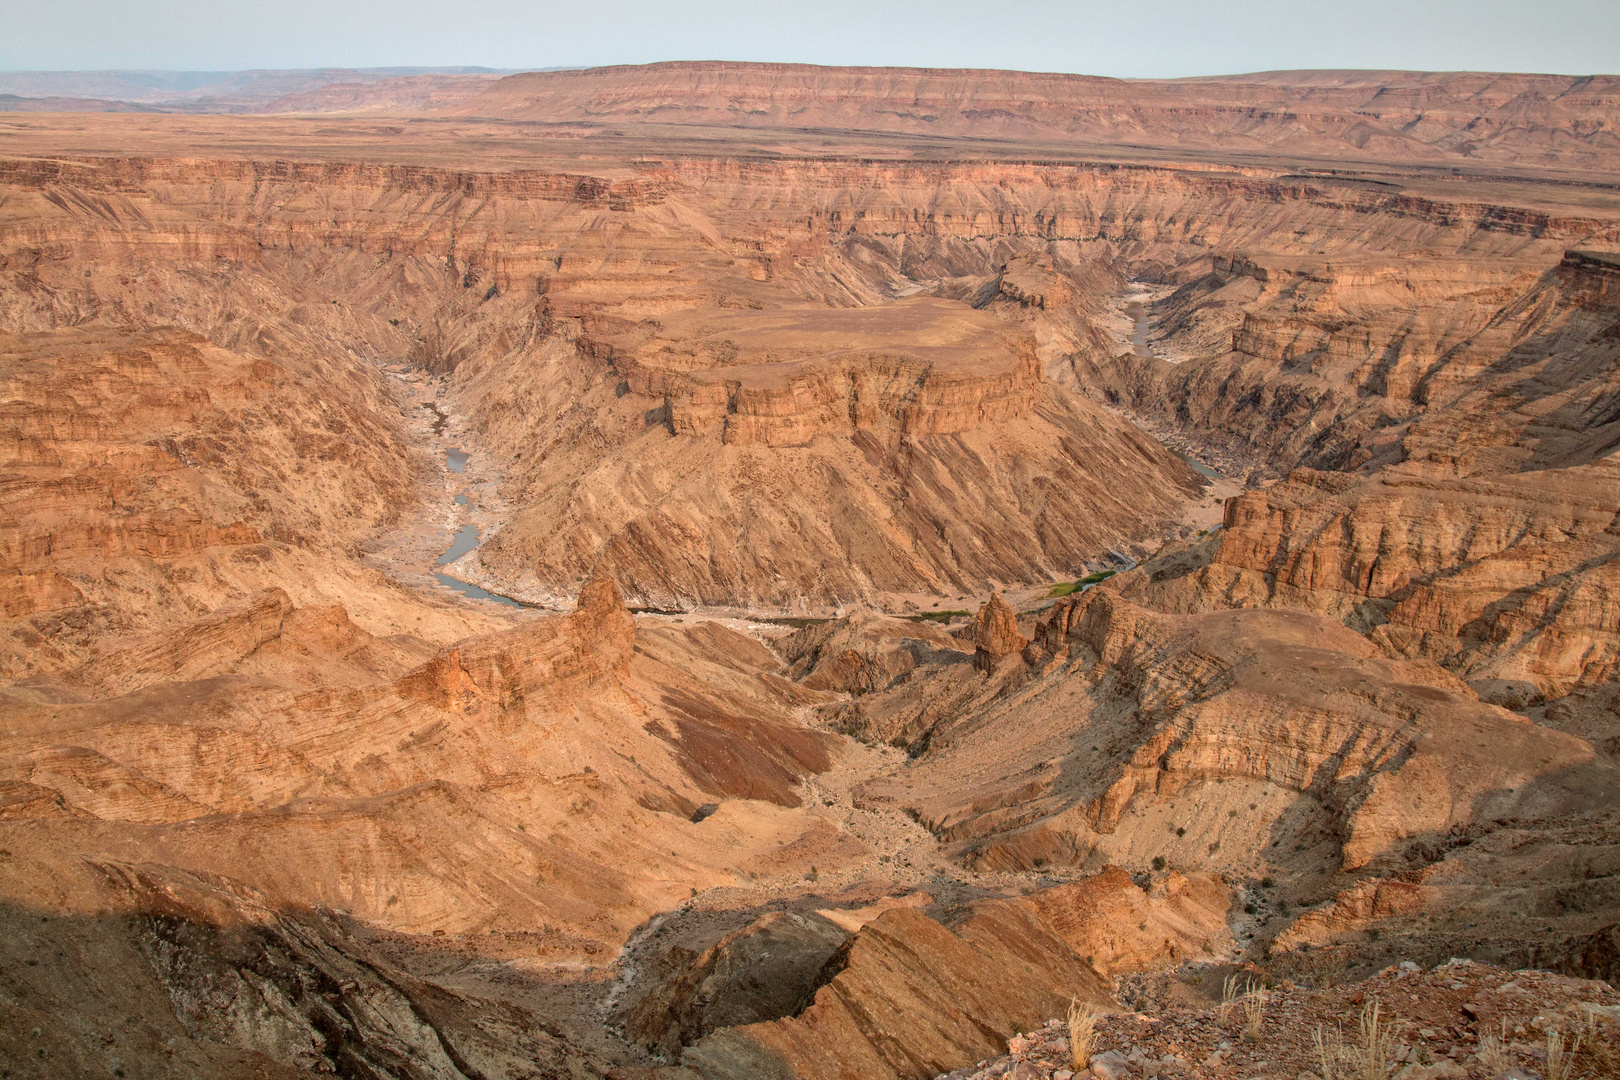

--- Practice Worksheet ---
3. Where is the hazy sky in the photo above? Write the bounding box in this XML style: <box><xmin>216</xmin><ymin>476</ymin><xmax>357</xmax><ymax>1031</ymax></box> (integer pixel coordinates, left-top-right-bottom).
<box><xmin>2</xmin><ymin>0</ymin><xmax>1616</xmax><ymax>77</ymax></box>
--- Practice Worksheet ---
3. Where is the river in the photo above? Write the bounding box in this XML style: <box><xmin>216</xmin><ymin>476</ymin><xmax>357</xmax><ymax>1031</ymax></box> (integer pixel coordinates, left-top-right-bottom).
<box><xmin>432</xmin><ymin>447</ymin><xmax>534</xmax><ymax>609</ymax></box>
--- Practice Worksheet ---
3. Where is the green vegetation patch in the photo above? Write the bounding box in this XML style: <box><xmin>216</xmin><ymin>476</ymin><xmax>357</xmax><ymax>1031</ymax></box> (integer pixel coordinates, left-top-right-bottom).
<box><xmin>906</xmin><ymin>610</ymin><xmax>971</xmax><ymax>623</ymax></box>
<box><xmin>1052</xmin><ymin>570</ymin><xmax>1116</xmax><ymax>596</ymax></box>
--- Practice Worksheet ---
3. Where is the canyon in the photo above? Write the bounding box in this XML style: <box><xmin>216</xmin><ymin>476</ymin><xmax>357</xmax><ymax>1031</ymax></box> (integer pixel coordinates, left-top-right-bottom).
<box><xmin>0</xmin><ymin>61</ymin><xmax>1617</xmax><ymax>1079</ymax></box>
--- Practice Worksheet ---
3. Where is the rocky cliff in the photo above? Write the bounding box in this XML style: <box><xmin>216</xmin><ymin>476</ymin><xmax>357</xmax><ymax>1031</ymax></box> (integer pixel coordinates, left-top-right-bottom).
<box><xmin>1098</xmin><ymin>245</ymin><xmax>1620</xmax><ymax>480</ymax></box>
<box><xmin>1114</xmin><ymin>457</ymin><xmax>1620</xmax><ymax>707</ymax></box>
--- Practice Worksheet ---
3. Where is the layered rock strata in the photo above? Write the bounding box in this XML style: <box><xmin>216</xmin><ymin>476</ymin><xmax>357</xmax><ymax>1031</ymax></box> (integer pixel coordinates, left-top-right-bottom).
<box><xmin>674</xmin><ymin>867</ymin><xmax>1228</xmax><ymax>1080</ymax></box>
<box><xmin>855</xmin><ymin>587</ymin><xmax>1615</xmax><ymax>877</ymax></box>
<box><xmin>1115</xmin><ymin>457</ymin><xmax>1620</xmax><ymax>707</ymax></box>
<box><xmin>1099</xmin><ymin>245</ymin><xmax>1620</xmax><ymax>479</ymax></box>
<box><xmin>455</xmin><ymin>63</ymin><xmax>1620</xmax><ymax>173</ymax></box>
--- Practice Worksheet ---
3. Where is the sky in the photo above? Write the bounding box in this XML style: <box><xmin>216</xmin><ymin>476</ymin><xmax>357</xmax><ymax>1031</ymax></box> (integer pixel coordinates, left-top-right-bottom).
<box><xmin>2</xmin><ymin>0</ymin><xmax>1617</xmax><ymax>78</ymax></box>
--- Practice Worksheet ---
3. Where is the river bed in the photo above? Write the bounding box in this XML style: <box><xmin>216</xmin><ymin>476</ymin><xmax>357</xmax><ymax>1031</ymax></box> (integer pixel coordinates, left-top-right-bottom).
<box><xmin>431</xmin><ymin>448</ymin><xmax>536</xmax><ymax>609</ymax></box>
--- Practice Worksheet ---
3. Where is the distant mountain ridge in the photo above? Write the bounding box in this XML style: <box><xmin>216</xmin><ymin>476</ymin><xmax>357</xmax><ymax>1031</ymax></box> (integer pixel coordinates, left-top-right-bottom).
<box><xmin>1</xmin><ymin>60</ymin><xmax>1616</xmax><ymax>169</ymax></box>
<box><xmin>0</xmin><ymin>66</ymin><xmax>533</xmax><ymax>111</ymax></box>
<box><xmin>452</xmin><ymin>61</ymin><xmax>1620</xmax><ymax>172</ymax></box>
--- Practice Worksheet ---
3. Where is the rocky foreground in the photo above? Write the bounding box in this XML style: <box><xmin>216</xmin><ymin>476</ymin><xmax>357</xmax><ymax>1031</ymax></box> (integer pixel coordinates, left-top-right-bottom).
<box><xmin>933</xmin><ymin>962</ymin><xmax>1619</xmax><ymax>1080</ymax></box>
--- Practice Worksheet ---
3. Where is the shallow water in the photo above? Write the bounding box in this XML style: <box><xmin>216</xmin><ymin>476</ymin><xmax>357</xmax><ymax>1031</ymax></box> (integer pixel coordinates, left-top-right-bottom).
<box><xmin>433</xmin><ymin>448</ymin><xmax>539</xmax><ymax>607</ymax></box>
<box><xmin>436</xmin><ymin>524</ymin><xmax>480</xmax><ymax>565</ymax></box>
<box><xmin>1125</xmin><ymin>300</ymin><xmax>1153</xmax><ymax>358</ymax></box>
<box><xmin>1180</xmin><ymin>454</ymin><xmax>1223</xmax><ymax>481</ymax></box>
<box><xmin>433</xmin><ymin>571</ymin><xmax>529</xmax><ymax>608</ymax></box>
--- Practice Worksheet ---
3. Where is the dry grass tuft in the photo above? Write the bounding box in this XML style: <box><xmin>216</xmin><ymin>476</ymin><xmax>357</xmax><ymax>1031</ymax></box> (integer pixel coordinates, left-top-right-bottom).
<box><xmin>1242</xmin><ymin>986</ymin><xmax>1268</xmax><ymax>1044</ymax></box>
<box><xmin>1545</xmin><ymin>1026</ymin><xmax>1584</xmax><ymax>1080</ymax></box>
<box><xmin>1352</xmin><ymin>1000</ymin><xmax>1394</xmax><ymax>1080</ymax></box>
<box><xmin>1572</xmin><ymin>1005</ymin><xmax>1618</xmax><ymax>1079</ymax></box>
<box><xmin>1220</xmin><ymin>973</ymin><xmax>1245</xmax><ymax>1023</ymax></box>
<box><xmin>1219</xmin><ymin>973</ymin><xmax>1267</xmax><ymax>1043</ymax></box>
<box><xmin>1475</xmin><ymin>1022</ymin><xmax>1510</xmax><ymax>1078</ymax></box>
<box><xmin>1315</xmin><ymin>1025</ymin><xmax>1341</xmax><ymax>1080</ymax></box>
<box><xmin>1317</xmin><ymin>1000</ymin><xmax>1395</xmax><ymax>1080</ymax></box>
<box><xmin>1067</xmin><ymin>999</ymin><xmax>1099</xmax><ymax>1071</ymax></box>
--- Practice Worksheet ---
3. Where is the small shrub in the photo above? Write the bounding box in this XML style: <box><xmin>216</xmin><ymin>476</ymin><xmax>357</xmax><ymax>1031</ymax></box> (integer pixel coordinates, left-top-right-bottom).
<box><xmin>1151</xmin><ymin>856</ymin><xmax>1167</xmax><ymax>871</ymax></box>
<box><xmin>906</xmin><ymin>609</ymin><xmax>971</xmax><ymax>623</ymax></box>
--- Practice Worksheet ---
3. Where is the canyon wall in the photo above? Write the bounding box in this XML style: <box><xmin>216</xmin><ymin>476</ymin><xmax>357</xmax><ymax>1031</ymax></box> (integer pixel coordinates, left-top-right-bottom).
<box><xmin>1100</xmin><ymin>246</ymin><xmax>1620</xmax><ymax>479</ymax></box>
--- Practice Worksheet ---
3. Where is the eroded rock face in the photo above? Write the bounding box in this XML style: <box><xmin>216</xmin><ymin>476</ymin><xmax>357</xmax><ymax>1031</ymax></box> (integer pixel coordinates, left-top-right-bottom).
<box><xmin>1101</xmin><ymin>247</ymin><xmax>1620</xmax><ymax>481</ymax></box>
<box><xmin>477</xmin><ymin>324</ymin><xmax>1201</xmax><ymax>609</ymax></box>
<box><xmin>1022</xmin><ymin>866</ymin><xmax>1231</xmax><ymax>975</ymax></box>
<box><xmin>1115</xmin><ymin>458</ymin><xmax>1620</xmax><ymax>706</ymax></box>
<box><xmin>592</xmin><ymin>299</ymin><xmax>1042</xmax><ymax>447</ymax></box>
<box><xmin>972</xmin><ymin>593</ymin><xmax>1028</xmax><ymax>671</ymax></box>
<box><xmin>780</xmin><ymin>611</ymin><xmax>963</xmax><ymax>697</ymax></box>
<box><xmin>0</xmin><ymin>859</ymin><xmax>598</xmax><ymax>1079</ymax></box>
<box><xmin>456</xmin><ymin>64</ymin><xmax>1620</xmax><ymax>173</ymax></box>
<box><xmin>0</xmin><ymin>311</ymin><xmax>860</xmax><ymax>995</ymax></box>
<box><xmin>684</xmin><ymin>906</ymin><xmax>1088</xmax><ymax>1080</ymax></box>
<box><xmin>0</xmin><ymin>153</ymin><xmax>1227</xmax><ymax>612</ymax></box>
<box><xmin>1273</xmin><ymin>877</ymin><xmax>1432</xmax><ymax>952</ymax></box>
<box><xmin>1556</xmin><ymin>923</ymin><xmax>1620</xmax><ymax>985</ymax></box>
<box><xmin>619</xmin><ymin>910</ymin><xmax>851</xmax><ymax>1059</ymax></box>
<box><xmin>680</xmin><ymin>867</ymin><xmax>1223</xmax><ymax>1080</ymax></box>
<box><xmin>851</xmin><ymin>583</ymin><xmax>1617</xmax><ymax>890</ymax></box>
<box><xmin>0</xmin><ymin>327</ymin><xmax>426</xmax><ymax>681</ymax></box>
